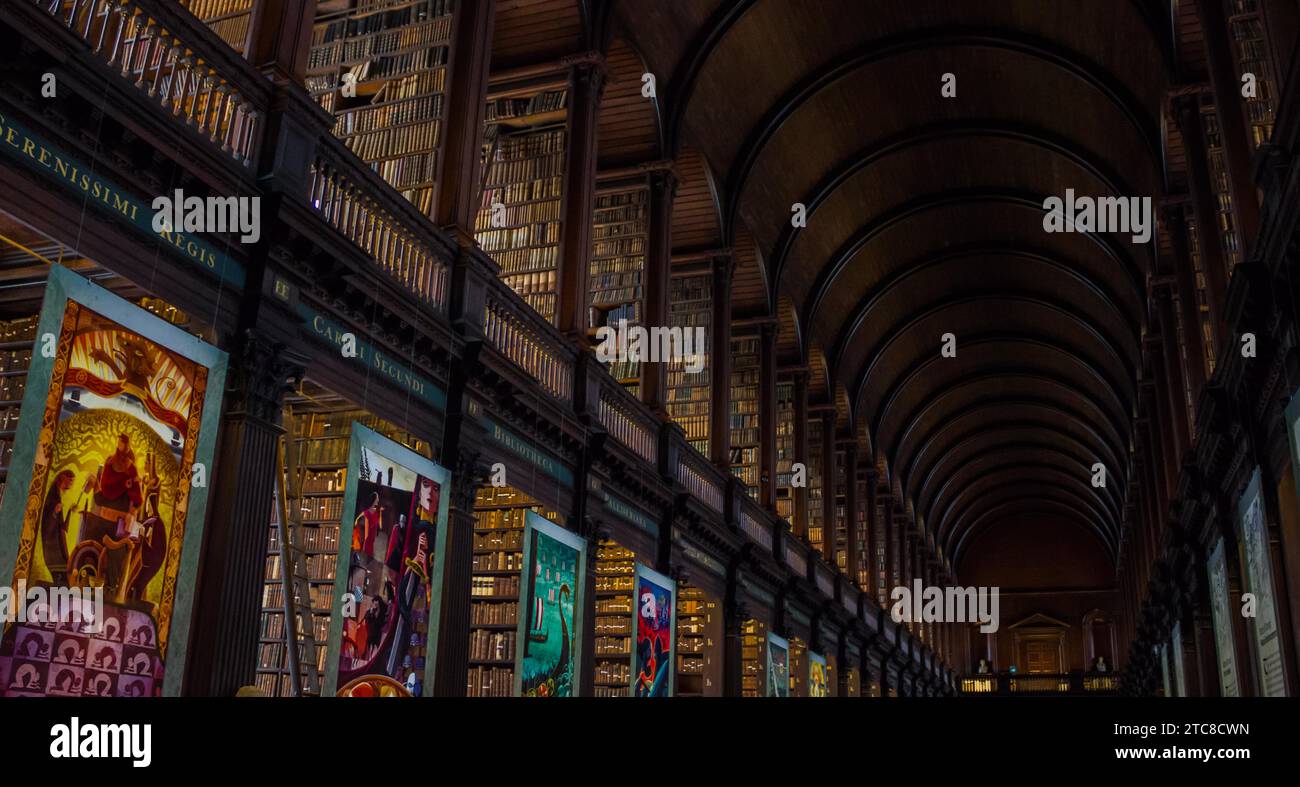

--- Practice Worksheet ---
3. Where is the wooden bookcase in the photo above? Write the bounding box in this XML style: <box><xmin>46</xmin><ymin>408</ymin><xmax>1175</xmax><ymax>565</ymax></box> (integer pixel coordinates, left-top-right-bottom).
<box><xmin>666</xmin><ymin>272</ymin><xmax>712</xmax><ymax>456</ymax></box>
<box><xmin>775</xmin><ymin>380</ymin><xmax>795</xmax><ymax>525</ymax></box>
<box><xmin>856</xmin><ymin>473</ymin><xmax>870</xmax><ymax>591</ymax></box>
<box><xmin>466</xmin><ymin>485</ymin><xmax>564</xmax><ymax>697</ymax></box>
<box><xmin>0</xmin><ymin>316</ymin><xmax>37</xmax><ymax>510</ymax></box>
<box><xmin>476</xmin><ymin>89</ymin><xmax>570</xmax><ymax>323</ymax></box>
<box><xmin>306</xmin><ymin>0</ymin><xmax>454</xmax><ymax>215</ymax></box>
<box><xmin>182</xmin><ymin>0</ymin><xmax>253</xmax><ymax>55</ymax></box>
<box><xmin>1227</xmin><ymin>1</ymin><xmax>1277</xmax><ymax>149</ymax></box>
<box><xmin>807</xmin><ymin>416</ymin><xmax>824</xmax><ymax>554</ymax></box>
<box><xmin>740</xmin><ymin>618</ymin><xmax>767</xmax><ymax>697</ymax></box>
<box><xmin>675</xmin><ymin>583</ymin><xmax>722</xmax><ymax>697</ymax></box>
<box><xmin>833</xmin><ymin>448</ymin><xmax>847</xmax><ymax>572</ymax></box>
<box><xmin>592</xmin><ymin>539</ymin><xmax>636</xmax><ymax>697</ymax></box>
<box><xmin>589</xmin><ymin>184</ymin><xmax>649</xmax><ymax>397</ymax></box>
<box><xmin>255</xmin><ymin>393</ymin><xmax>430</xmax><ymax>697</ymax></box>
<box><xmin>788</xmin><ymin>637</ymin><xmax>807</xmax><ymax>697</ymax></box>
<box><xmin>729</xmin><ymin>336</ymin><xmax>760</xmax><ymax>498</ymax></box>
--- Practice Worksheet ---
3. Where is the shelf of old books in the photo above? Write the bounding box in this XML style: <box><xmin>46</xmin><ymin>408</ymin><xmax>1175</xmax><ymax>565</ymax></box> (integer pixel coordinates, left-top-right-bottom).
<box><xmin>467</xmin><ymin>485</ymin><xmax>565</xmax><ymax>697</ymax></box>
<box><xmin>182</xmin><ymin>0</ymin><xmax>254</xmax><ymax>55</ymax></box>
<box><xmin>306</xmin><ymin>0</ymin><xmax>455</xmax><ymax>214</ymax></box>
<box><xmin>476</xmin><ymin>88</ymin><xmax>570</xmax><ymax>323</ymax></box>
<box><xmin>666</xmin><ymin>272</ymin><xmax>712</xmax><ymax>456</ymax></box>
<box><xmin>740</xmin><ymin>617</ymin><xmax>770</xmax><ymax>697</ymax></box>
<box><xmin>832</xmin><ymin>448</ymin><xmax>848</xmax><ymax>572</ymax></box>
<box><xmin>807</xmin><ymin>415</ymin><xmax>825</xmax><ymax>553</ymax></box>
<box><xmin>844</xmin><ymin>663</ymin><xmax>862</xmax><ymax>697</ymax></box>
<box><xmin>675</xmin><ymin>582</ymin><xmax>722</xmax><ymax>697</ymax></box>
<box><xmin>592</xmin><ymin>538</ymin><xmax>636</xmax><ymax>696</ymax></box>
<box><xmin>255</xmin><ymin>381</ymin><xmax>432</xmax><ymax>697</ymax></box>
<box><xmin>589</xmin><ymin>183</ymin><xmax>649</xmax><ymax>396</ymax></box>
<box><xmin>856</xmin><ymin>473</ymin><xmax>870</xmax><ymax>590</ymax></box>
<box><xmin>775</xmin><ymin>379</ymin><xmax>795</xmax><ymax>525</ymax></box>
<box><xmin>0</xmin><ymin>316</ymin><xmax>37</xmax><ymax>509</ymax></box>
<box><xmin>788</xmin><ymin>637</ymin><xmax>808</xmax><ymax>697</ymax></box>
<box><xmin>729</xmin><ymin>336</ymin><xmax>760</xmax><ymax>498</ymax></box>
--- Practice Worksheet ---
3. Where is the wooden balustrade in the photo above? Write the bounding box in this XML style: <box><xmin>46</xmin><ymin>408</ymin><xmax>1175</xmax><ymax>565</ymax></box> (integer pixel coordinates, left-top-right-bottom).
<box><xmin>308</xmin><ymin>137</ymin><xmax>451</xmax><ymax>311</ymax></box>
<box><xmin>675</xmin><ymin>449</ymin><xmax>724</xmax><ymax>514</ymax></box>
<box><xmin>482</xmin><ymin>278</ymin><xmax>575</xmax><ymax>404</ymax></box>
<box><xmin>596</xmin><ymin>376</ymin><xmax>658</xmax><ymax>464</ymax></box>
<box><xmin>784</xmin><ymin>536</ymin><xmax>809</xmax><ymax>576</ymax></box>
<box><xmin>34</xmin><ymin>0</ymin><xmax>267</xmax><ymax>167</ymax></box>
<box><xmin>738</xmin><ymin>498</ymin><xmax>774</xmax><ymax>551</ymax></box>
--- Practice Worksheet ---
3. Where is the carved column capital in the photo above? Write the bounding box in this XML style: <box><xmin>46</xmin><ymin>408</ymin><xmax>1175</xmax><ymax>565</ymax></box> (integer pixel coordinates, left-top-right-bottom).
<box><xmin>226</xmin><ymin>331</ymin><xmax>305</xmax><ymax>425</ymax></box>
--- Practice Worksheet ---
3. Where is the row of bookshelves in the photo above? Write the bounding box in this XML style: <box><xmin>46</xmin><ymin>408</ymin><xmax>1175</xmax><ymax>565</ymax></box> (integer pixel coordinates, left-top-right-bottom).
<box><xmin>776</xmin><ymin>380</ymin><xmax>795</xmax><ymax>526</ymax></box>
<box><xmin>471</xmin><ymin>575</ymin><xmax>521</xmax><ymax>598</ymax></box>
<box><xmin>589</xmin><ymin>188</ymin><xmax>648</xmax><ymax>348</ymax></box>
<box><xmin>667</xmin><ymin>274</ymin><xmax>712</xmax><ymax>455</ymax></box>
<box><xmin>593</xmin><ymin>540</ymin><xmax>637</xmax><ymax>697</ymax></box>
<box><xmin>0</xmin><ymin>316</ymin><xmax>37</xmax><ymax>504</ymax></box>
<box><xmin>469</xmin><ymin>629</ymin><xmax>516</xmax><ymax>663</ymax></box>
<box><xmin>808</xmin><ymin>418</ymin><xmax>825</xmax><ymax>553</ymax></box>
<box><xmin>478</xmin><ymin>92</ymin><xmax>568</xmax><ymax>325</ymax></box>
<box><xmin>730</xmin><ymin>336</ymin><xmax>761</xmax><ymax>498</ymax></box>
<box><xmin>485</xmin><ymin>91</ymin><xmax>568</xmax><ymax>123</ymax></box>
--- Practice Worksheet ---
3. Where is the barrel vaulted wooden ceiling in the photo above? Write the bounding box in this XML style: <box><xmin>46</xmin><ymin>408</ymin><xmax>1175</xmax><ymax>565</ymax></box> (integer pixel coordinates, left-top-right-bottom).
<box><xmin>506</xmin><ymin>0</ymin><xmax>1176</xmax><ymax>571</ymax></box>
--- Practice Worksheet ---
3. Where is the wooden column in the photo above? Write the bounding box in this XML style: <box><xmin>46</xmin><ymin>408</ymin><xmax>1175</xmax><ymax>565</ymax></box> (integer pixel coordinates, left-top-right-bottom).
<box><xmin>759</xmin><ymin>323</ymin><xmax>778</xmax><ymax>512</ymax></box>
<box><xmin>557</xmin><ymin>56</ymin><xmax>605</xmax><ymax>340</ymax></box>
<box><xmin>709</xmin><ymin>255</ymin><xmax>735</xmax><ymax>468</ymax></box>
<box><xmin>792</xmin><ymin>371</ymin><xmax>810</xmax><ymax>538</ymax></box>
<box><xmin>640</xmin><ymin>166</ymin><xmax>677</xmax><ymax>413</ymax></box>
<box><xmin>1173</xmin><ymin>94</ymin><xmax>1231</xmax><ymax>354</ymax></box>
<box><xmin>862</xmin><ymin>463</ymin><xmax>876</xmax><ymax>593</ymax></box>
<box><xmin>433</xmin><ymin>0</ymin><xmax>496</xmax><ymax>232</ymax></box>
<box><xmin>844</xmin><ymin>446</ymin><xmax>860</xmax><ymax>587</ymax></box>
<box><xmin>244</xmin><ymin>0</ymin><xmax>314</xmax><ymax>84</ymax></box>
<box><xmin>820</xmin><ymin>410</ymin><xmax>837</xmax><ymax>563</ymax></box>
<box><xmin>1197</xmin><ymin>0</ymin><xmax>1262</xmax><ymax>245</ymax></box>
<box><xmin>185</xmin><ymin>335</ymin><xmax>303</xmax><ymax>695</ymax></box>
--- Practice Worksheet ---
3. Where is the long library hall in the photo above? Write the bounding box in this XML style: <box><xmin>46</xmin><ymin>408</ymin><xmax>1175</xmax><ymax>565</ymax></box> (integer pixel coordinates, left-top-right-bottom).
<box><xmin>2</xmin><ymin>0</ymin><xmax>1300</xmax><ymax>702</ymax></box>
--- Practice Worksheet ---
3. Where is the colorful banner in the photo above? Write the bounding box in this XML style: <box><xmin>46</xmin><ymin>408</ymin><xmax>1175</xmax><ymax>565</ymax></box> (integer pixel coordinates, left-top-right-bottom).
<box><xmin>1206</xmin><ymin>536</ymin><xmax>1238</xmax><ymax>697</ymax></box>
<box><xmin>515</xmin><ymin>513</ymin><xmax>586</xmax><ymax>697</ymax></box>
<box><xmin>0</xmin><ymin>263</ymin><xmax>227</xmax><ymax>696</ymax></box>
<box><xmin>632</xmin><ymin>564</ymin><xmax>675</xmax><ymax>697</ymax></box>
<box><xmin>1236</xmin><ymin>468</ymin><xmax>1286</xmax><ymax>696</ymax></box>
<box><xmin>809</xmin><ymin>651</ymin><xmax>830</xmax><ymax>697</ymax></box>
<box><xmin>766</xmin><ymin>632</ymin><xmax>790</xmax><ymax>697</ymax></box>
<box><xmin>324</xmin><ymin>424</ymin><xmax>451</xmax><ymax>697</ymax></box>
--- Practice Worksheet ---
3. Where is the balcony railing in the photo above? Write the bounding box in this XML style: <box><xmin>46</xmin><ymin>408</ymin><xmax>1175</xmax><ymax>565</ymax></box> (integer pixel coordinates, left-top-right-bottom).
<box><xmin>596</xmin><ymin>377</ymin><xmax>658</xmax><ymax>465</ymax></box>
<box><xmin>676</xmin><ymin>449</ymin><xmax>724</xmax><ymax>514</ymax></box>
<box><xmin>738</xmin><ymin>499</ymin><xmax>773</xmax><ymax>551</ymax></box>
<box><xmin>482</xmin><ymin>278</ymin><xmax>575</xmax><ymax>404</ymax></box>
<box><xmin>308</xmin><ymin>135</ymin><xmax>450</xmax><ymax>311</ymax></box>
<box><xmin>34</xmin><ymin>0</ymin><xmax>267</xmax><ymax>167</ymax></box>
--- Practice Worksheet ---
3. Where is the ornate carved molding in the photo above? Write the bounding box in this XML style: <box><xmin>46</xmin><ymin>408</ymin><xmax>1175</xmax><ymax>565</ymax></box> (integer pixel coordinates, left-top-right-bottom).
<box><xmin>225</xmin><ymin>331</ymin><xmax>305</xmax><ymax>425</ymax></box>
